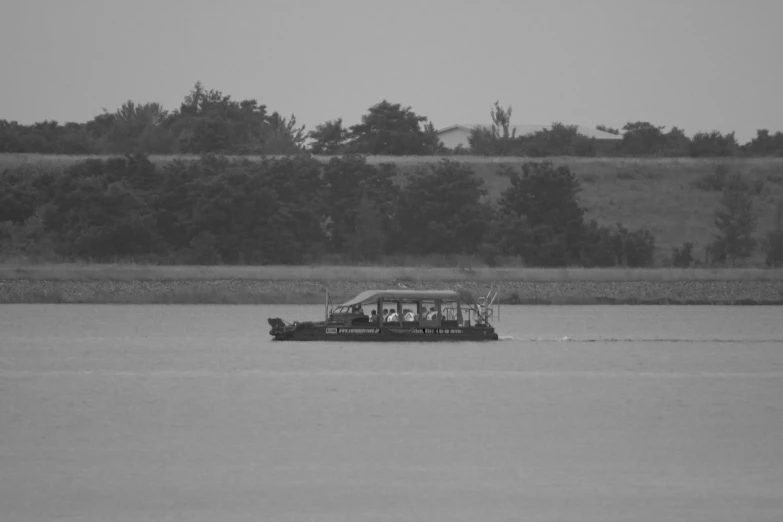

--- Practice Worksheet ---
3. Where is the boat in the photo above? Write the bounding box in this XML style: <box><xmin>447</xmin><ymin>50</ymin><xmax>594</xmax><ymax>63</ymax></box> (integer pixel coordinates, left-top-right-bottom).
<box><xmin>268</xmin><ymin>287</ymin><xmax>500</xmax><ymax>341</ymax></box>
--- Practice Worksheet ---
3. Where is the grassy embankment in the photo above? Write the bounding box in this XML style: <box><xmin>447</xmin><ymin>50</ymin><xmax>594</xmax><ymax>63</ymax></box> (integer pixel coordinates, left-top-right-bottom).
<box><xmin>3</xmin><ymin>263</ymin><xmax>783</xmax><ymax>282</ymax></box>
<box><xmin>2</xmin><ymin>263</ymin><xmax>783</xmax><ymax>305</ymax></box>
<box><xmin>4</xmin><ymin>153</ymin><xmax>783</xmax><ymax>266</ymax></box>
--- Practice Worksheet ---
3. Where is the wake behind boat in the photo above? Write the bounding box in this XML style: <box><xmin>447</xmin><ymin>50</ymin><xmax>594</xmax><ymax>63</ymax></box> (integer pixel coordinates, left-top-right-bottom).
<box><xmin>268</xmin><ymin>288</ymin><xmax>500</xmax><ymax>341</ymax></box>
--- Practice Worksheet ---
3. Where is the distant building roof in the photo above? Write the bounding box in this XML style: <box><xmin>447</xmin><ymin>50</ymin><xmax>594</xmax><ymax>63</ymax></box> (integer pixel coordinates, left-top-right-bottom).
<box><xmin>437</xmin><ymin>124</ymin><xmax>623</xmax><ymax>140</ymax></box>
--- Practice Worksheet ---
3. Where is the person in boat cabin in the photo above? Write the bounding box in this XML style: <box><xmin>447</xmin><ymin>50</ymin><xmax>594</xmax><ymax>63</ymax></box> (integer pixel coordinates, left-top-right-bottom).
<box><xmin>403</xmin><ymin>309</ymin><xmax>415</xmax><ymax>321</ymax></box>
<box><xmin>426</xmin><ymin>307</ymin><xmax>438</xmax><ymax>320</ymax></box>
<box><xmin>386</xmin><ymin>308</ymin><xmax>399</xmax><ymax>322</ymax></box>
<box><xmin>369</xmin><ymin>310</ymin><xmax>378</xmax><ymax>322</ymax></box>
<box><xmin>382</xmin><ymin>309</ymin><xmax>389</xmax><ymax>319</ymax></box>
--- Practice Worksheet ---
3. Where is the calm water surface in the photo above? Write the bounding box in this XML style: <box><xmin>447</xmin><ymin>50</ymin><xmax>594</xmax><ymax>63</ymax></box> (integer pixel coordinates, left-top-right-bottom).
<box><xmin>1</xmin><ymin>305</ymin><xmax>782</xmax><ymax>521</ymax></box>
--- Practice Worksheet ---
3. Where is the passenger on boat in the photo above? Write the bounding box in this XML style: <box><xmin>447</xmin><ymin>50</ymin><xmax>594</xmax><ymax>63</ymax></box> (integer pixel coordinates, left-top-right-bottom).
<box><xmin>426</xmin><ymin>307</ymin><xmax>438</xmax><ymax>320</ymax></box>
<box><xmin>386</xmin><ymin>310</ymin><xmax>399</xmax><ymax>322</ymax></box>
<box><xmin>369</xmin><ymin>310</ymin><xmax>378</xmax><ymax>322</ymax></box>
<box><xmin>403</xmin><ymin>309</ymin><xmax>415</xmax><ymax>321</ymax></box>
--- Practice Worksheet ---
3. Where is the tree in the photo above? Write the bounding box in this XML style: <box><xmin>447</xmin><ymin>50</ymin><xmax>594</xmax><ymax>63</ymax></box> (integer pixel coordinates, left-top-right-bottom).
<box><xmin>101</xmin><ymin>101</ymin><xmax>173</xmax><ymax>154</ymax></box>
<box><xmin>322</xmin><ymin>155</ymin><xmax>375</xmax><ymax>253</ymax></box>
<box><xmin>660</xmin><ymin>126</ymin><xmax>691</xmax><ymax>156</ymax></box>
<box><xmin>42</xmin><ymin>176</ymin><xmax>163</xmax><ymax>261</ymax></box>
<box><xmin>496</xmin><ymin>162</ymin><xmax>586</xmax><ymax>266</ymax></box>
<box><xmin>467</xmin><ymin>125</ymin><xmax>500</xmax><ymax>155</ymax></box>
<box><xmin>490</xmin><ymin>101</ymin><xmax>515</xmax><ymax>141</ymax></box>
<box><xmin>347</xmin><ymin>100</ymin><xmax>442</xmax><ymax>155</ymax></box>
<box><xmin>689</xmin><ymin>130</ymin><xmax>739</xmax><ymax>157</ymax></box>
<box><xmin>173</xmin><ymin>155</ymin><xmax>327</xmax><ymax>264</ymax></box>
<box><xmin>262</xmin><ymin>112</ymin><xmax>306</xmax><ymax>154</ymax></box>
<box><xmin>345</xmin><ymin>193</ymin><xmax>386</xmax><ymax>261</ymax></box>
<box><xmin>467</xmin><ymin>101</ymin><xmax>520</xmax><ymax>155</ymax></box>
<box><xmin>709</xmin><ymin>174</ymin><xmax>758</xmax><ymax>265</ymax></box>
<box><xmin>320</xmin><ymin>155</ymin><xmax>398</xmax><ymax>256</ymax></box>
<box><xmin>522</xmin><ymin>122</ymin><xmax>596</xmax><ymax>157</ymax></box>
<box><xmin>393</xmin><ymin>160</ymin><xmax>490</xmax><ymax>255</ymax></box>
<box><xmin>0</xmin><ymin>207</ymin><xmax>54</xmax><ymax>260</ymax></box>
<box><xmin>578</xmin><ymin>220</ymin><xmax>656</xmax><ymax>267</ymax></box>
<box><xmin>761</xmin><ymin>201</ymin><xmax>783</xmax><ymax>267</ymax></box>
<box><xmin>619</xmin><ymin>121</ymin><xmax>667</xmax><ymax>155</ymax></box>
<box><xmin>308</xmin><ymin>118</ymin><xmax>349</xmax><ymax>154</ymax></box>
<box><xmin>0</xmin><ymin>167</ymin><xmax>40</xmax><ymax>224</ymax></box>
<box><xmin>579</xmin><ymin>219</ymin><xmax>622</xmax><ymax>266</ymax></box>
<box><xmin>163</xmin><ymin>81</ymin><xmax>300</xmax><ymax>154</ymax></box>
<box><xmin>175</xmin><ymin>162</ymin><xmax>286</xmax><ymax>264</ymax></box>
<box><xmin>744</xmin><ymin>129</ymin><xmax>783</xmax><ymax>157</ymax></box>
<box><xmin>596</xmin><ymin>124</ymin><xmax>620</xmax><ymax>135</ymax></box>
<box><xmin>36</xmin><ymin>156</ymin><xmax>168</xmax><ymax>261</ymax></box>
<box><xmin>613</xmin><ymin>224</ymin><xmax>656</xmax><ymax>267</ymax></box>
<box><xmin>671</xmin><ymin>241</ymin><xmax>695</xmax><ymax>267</ymax></box>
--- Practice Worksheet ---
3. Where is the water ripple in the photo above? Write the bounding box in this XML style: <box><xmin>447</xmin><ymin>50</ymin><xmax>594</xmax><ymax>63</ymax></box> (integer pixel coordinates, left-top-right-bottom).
<box><xmin>501</xmin><ymin>336</ymin><xmax>783</xmax><ymax>343</ymax></box>
<box><xmin>2</xmin><ymin>369</ymin><xmax>782</xmax><ymax>378</ymax></box>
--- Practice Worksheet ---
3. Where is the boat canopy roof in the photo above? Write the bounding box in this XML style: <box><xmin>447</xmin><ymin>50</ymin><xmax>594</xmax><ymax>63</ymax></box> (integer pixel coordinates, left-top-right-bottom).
<box><xmin>338</xmin><ymin>289</ymin><xmax>462</xmax><ymax>307</ymax></box>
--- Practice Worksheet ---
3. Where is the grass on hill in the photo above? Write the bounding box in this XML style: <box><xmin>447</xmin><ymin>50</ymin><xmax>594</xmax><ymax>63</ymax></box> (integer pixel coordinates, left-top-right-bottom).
<box><xmin>3</xmin><ymin>153</ymin><xmax>783</xmax><ymax>266</ymax></box>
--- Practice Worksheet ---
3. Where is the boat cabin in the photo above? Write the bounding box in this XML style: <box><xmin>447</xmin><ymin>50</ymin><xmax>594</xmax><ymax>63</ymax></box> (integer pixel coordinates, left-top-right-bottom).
<box><xmin>327</xmin><ymin>289</ymin><xmax>485</xmax><ymax>329</ymax></box>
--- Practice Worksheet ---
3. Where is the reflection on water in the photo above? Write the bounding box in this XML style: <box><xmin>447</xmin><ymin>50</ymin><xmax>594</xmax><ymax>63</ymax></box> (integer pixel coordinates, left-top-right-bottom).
<box><xmin>2</xmin><ymin>304</ymin><xmax>782</xmax><ymax>522</ymax></box>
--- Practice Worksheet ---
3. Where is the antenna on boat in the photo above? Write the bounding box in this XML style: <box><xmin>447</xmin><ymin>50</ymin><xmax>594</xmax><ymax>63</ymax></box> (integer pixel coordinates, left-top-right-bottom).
<box><xmin>486</xmin><ymin>284</ymin><xmax>500</xmax><ymax>323</ymax></box>
<box><xmin>459</xmin><ymin>284</ymin><xmax>500</xmax><ymax>327</ymax></box>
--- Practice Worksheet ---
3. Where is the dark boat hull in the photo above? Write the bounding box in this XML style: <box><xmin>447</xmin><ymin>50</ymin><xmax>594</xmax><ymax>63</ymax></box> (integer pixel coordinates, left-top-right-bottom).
<box><xmin>269</xmin><ymin>322</ymin><xmax>499</xmax><ymax>342</ymax></box>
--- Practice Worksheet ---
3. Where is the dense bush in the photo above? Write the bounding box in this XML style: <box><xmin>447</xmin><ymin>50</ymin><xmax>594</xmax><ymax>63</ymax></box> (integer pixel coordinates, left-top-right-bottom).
<box><xmin>580</xmin><ymin>221</ymin><xmax>656</xmax><ymax>268</ymax></box>
<box><xmin>707</xmin><ymin>173</ymin><xmax>759</xmax><ymax>266</ymax></box>
<box><xmin>694</xmin><ymin>164</ymin><xmax>731</xmax><ymax>191</ymax></box>
<box><xmin>761</xmin><ymin>202</ymin><xmax>783</xmax><ymax>267</ymax></box>
<box><xmin>744</xmin><ymin>130</ymin><xmax>783</xmax><ymax>157</ymax></box>
<box><xmin>670</xmin><ymin>242</ymin><xmax>695</xmax><ymax>268</ymax></box>
<box><xmin>762</xmin><ymin>230</ymin><xmax>783</xmax><ymax>267</ymax></box>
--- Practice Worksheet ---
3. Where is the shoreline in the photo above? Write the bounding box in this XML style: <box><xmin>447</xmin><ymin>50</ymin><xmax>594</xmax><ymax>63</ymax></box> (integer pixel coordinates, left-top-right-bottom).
<box><xmin>2</xmin><ymin>278</ymin><xmax>782</xmax><ymax>305</ymax></box>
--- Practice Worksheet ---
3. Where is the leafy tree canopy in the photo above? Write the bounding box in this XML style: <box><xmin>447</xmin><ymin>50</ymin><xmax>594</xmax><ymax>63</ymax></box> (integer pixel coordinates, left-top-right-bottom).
<box><xmin>346</xmin><ymin>100</ymin><xmax>443</xmax><ymax>155</ymax></box>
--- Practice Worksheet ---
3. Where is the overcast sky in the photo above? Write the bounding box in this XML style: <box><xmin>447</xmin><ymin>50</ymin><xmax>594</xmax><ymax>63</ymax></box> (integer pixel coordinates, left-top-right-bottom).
<box><xmin>1</xmin><ymin>0</ymin><xmax>781</xmax><ymax>142</ymax></box>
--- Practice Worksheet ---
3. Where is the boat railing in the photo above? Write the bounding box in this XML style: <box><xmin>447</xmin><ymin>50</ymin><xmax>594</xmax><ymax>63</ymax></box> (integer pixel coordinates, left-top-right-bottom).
<box><xmin>462</xmin><ymin>285</ymin><xmax>500</xmax><ymax>327</ymax></box>
<box><xmin>442</xmin><ymin>307</ymin><xmax>459</xmax><ymax>321</ymax></box>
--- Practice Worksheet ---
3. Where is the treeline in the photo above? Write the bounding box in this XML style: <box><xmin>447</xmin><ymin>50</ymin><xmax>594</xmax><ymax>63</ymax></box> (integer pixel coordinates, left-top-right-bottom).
<box><xmin>1</xmin><ymin>154</ymin><xmax>659</xmax><ymax>267</ymax></box>
<box><xmin>463</xmin><ymin>103</ymin><xmax>783</xmax><ymax>158</ymax></box>
<box><xmin>0</xmin><ymin>83</ymin><xmax>441</xmax><ymax>156</ymax></box>
<box><xmin>2</xmin><ymin>154</ymin><xmax>781</xmax><ymax>267</ymax></box>
<box><xmin>1</xmin><ymin>83</ymin><xmax>782</xmax><ymax>157</ymax></box>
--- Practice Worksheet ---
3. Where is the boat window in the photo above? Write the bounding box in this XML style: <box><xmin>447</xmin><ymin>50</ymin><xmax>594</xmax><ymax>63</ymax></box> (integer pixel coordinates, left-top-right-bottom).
<box><xmin>380</xmin><ymin>301</ymin><xmax>400</xmax><ymax>322</ymax></box>
<box><xmin>420</xmin><ymin>301</ymin><xmax>438</xmax><ymax>320</ymax></box>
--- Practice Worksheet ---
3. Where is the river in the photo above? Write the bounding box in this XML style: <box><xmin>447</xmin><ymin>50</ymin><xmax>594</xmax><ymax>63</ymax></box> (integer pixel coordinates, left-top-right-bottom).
<box><xmin>1</xmin><ymin>304</ymin><xmax>782</xmax><ymax>521</ymax></box>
